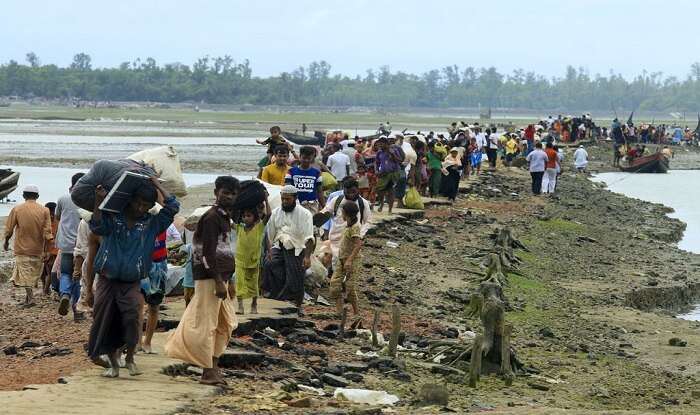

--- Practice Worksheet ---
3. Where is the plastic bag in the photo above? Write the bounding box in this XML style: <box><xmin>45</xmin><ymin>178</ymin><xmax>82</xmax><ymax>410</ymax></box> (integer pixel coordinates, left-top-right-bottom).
<box><xmin>128</xmin><ymin>146</ymin><xmax>187</xmax><ymax>197</ymax></box>
<box><xmin>333</xmin><ymin>388</ymin><xmax>399</xmax><ymax>405</ymax></box>
<box><xmin>321</xmin><ymin>171</ymin><xmax>338</xmax><ymax>190</ymax></box>
<box><xmin>404</xmin><ymin>186</ymin><xmax>424</xmax><ymax>210</ymax></box>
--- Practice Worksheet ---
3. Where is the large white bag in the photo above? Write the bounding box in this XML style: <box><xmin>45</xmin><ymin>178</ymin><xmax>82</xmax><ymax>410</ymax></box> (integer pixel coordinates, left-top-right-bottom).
<box><xmin>128</xmin><ymin>146</ymin><xmax>187</xmax><ymax>197</ymax></box>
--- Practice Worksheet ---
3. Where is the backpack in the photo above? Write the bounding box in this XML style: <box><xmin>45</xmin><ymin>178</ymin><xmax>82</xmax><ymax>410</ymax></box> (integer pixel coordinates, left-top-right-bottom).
<box><xmin>333</xmin><ymin>195</ymin><xmax>366</xmax><ymax>223</ymax></box>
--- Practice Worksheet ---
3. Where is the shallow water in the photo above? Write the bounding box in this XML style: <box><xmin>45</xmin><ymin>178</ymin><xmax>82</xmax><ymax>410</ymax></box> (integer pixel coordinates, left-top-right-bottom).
<box><xmin>592</xmin><ymin>171</ymin><xmax>700</xmax><ymax>320</ymax></box>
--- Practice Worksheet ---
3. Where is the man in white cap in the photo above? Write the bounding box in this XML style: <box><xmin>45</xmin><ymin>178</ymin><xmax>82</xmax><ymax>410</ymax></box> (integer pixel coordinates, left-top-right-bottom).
<box><xmin>573</xmin><ymin>145</ymin><xmax>589</xmax><ymax>172</ymax></box>
<box><xmin>261</xmin><ymin>185</ymin><xmax>313</xmax><ymax>314</ymax></box>
<box><xmin>3</xmin><ymin>185</ymin><xmax>53</xmax><ymax>307</ymax></box>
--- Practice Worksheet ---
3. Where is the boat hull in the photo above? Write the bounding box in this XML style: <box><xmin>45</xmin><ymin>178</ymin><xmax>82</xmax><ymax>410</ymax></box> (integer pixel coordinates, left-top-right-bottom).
<box><xmin>0</xmin><ymin>169</ymin><xmax>20</xmax><ymax>200</ymax></box>
<box><xmin>619</xmin><ymin>153</ymin><xmax>669</xmax><ymax>173</ymax></box>
<box><xmin>282</xmin><ymin>131</ymin><xmax>326</xmax><ymax>147</ymax></box>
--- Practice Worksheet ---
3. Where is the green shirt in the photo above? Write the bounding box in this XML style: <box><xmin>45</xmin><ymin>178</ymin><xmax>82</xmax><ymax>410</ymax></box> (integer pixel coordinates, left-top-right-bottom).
<box><xmin>427</xmin><ymin>151</ymin><xmax>443</xmax><ymax>170</ymax></box>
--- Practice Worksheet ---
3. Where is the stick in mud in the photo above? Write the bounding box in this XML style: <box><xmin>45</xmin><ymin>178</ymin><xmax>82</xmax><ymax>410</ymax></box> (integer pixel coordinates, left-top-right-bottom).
<box><xmin>388</xmin><ymin>305</ymin><xmax>401</xmax><ymax>358</ymax></box>
<box><xmin>469</xmin><ymin>332</ymin><xmax>484</xmax><ymax>388</ymax></box>
<box><xmin>338</xmin><ymin>308</ymin><xmax>347</xmax><ymax>341</ymax></box>
<box><xmin>501</xmin><ymin>323</ymin><xmax>514</xmax><ymax>386</ymax></box>
<box><xmin>371</xmin><ymin>308</ymin><xmax>380</xmax><ymax>348</ymax></box>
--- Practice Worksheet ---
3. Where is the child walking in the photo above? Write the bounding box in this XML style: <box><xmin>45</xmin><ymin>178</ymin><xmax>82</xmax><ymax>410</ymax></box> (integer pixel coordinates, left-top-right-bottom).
<box><xmin>329</xmin><ymin>203</ymin><xmax>363</xmax><ymax>323</ymax></box>
<box><xmin>232</xmin><ymin>193</ymin><xmax>271</xmax><ymax>315</ymax></box>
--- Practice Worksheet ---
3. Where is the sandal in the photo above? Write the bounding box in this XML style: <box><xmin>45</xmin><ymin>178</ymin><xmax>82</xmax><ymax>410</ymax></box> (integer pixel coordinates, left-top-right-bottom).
<box><xmin>125</xmin><ymin>362</ymin><xmax>143</xmax><ymax>376</ymax></box>
<box><xmin>198</xmin><ymin>378</ymin><xmax>228</xmax><ymax>387</ymax></box>
<box><xmin>100</xmin><ymin>368</ymin><xmax>119</xmax><ymax>378</ymax></box>
<box><xmin>92</xmin><ymin>356</ymin><xmax>112</xmax><ymax>369</ymax></box>
<box><xmin>141</xmin><ymin>346</ymin><xmax>157</xmax><ymax>355</ymax></box>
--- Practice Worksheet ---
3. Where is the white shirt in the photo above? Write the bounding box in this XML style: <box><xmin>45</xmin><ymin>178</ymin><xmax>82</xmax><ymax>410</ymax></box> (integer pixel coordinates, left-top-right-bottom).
<box><xmin>341</xmin><ymin>147</ymin><xmax>359</xmax><ymax>176</ymax></box>
<box><xmin>73</xmin><ymin>219</ymin><xmax>90</xmax><ymax>259</ymax></box>
<box><xmin>320</xmin><ymin>194</ymin><xmax>372</xmax><ymax>260</ymax></box>
<box><xmin>475</xmin><ymin>133</ymin><xmax>487</xmax><ymax>150</ymax></box>
<box><xmin>267</xmin><ymin>204</ymin><xmax>314</xmax><ymax>256</ymax></box>
<box><xmin>166</xmin><ymin>223</ymin><xmax>182</xmax><ymax>244</ymax></box>
<box><xmin>526</xmin><ymin>149</ymin><xmax>549</xmax><ymax>172</ymax></box>
<box><xmin>327</xmin><ymin>152</ymin><xmax>350</xmax><ymax>180</ymax></box>
<box><xmin>573</xmin><ymin>148</ymin><xmax>589</xmax><ymax>168</ymax></box>
<box><xmin>403</xmin><ymin>146</ymin><xmax>418</xmax><ymax>174</ymax></box>
<box><xmin>488</xmin><ymin>133</ymin><xmax>500</xmax><ymax>149</ymax></box>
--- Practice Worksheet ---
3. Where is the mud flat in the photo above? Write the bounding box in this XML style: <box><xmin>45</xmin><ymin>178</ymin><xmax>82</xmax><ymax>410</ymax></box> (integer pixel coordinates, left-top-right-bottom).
<box><xmin>4</xmin><ymin>124</ymin><xmax>700</xmax><ymax>412</ymax></box>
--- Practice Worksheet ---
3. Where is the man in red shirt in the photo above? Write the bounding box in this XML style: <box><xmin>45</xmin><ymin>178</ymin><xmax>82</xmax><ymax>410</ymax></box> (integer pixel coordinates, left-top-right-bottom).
<box><xmin>542</xmin><ymin>142</ymin><xmax>559</xmax><ymax>194</ymax></box>
<box><xmin>524</xmin><ymin>124</ymin><xmax>536</xmax><ymax>154</ymax></box>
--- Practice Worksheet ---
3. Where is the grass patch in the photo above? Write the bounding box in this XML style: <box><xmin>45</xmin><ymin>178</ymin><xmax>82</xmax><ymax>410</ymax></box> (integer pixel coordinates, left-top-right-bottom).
<box><xmin>514</xmin><ymin>249</ymin><xmax>538</xmax><ymax>265</ymax></box>
<box><xmin>508</xmin><ymin>273</ymin><xmax>547</xmax><ymax>293</ymax></box>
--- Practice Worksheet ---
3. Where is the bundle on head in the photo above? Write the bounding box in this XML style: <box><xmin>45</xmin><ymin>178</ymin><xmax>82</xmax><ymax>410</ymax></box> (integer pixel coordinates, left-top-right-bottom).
<box><xmin>230</xmin><ymin>180</ymin><xmax>268</xmax><ymax>221</ymax></box>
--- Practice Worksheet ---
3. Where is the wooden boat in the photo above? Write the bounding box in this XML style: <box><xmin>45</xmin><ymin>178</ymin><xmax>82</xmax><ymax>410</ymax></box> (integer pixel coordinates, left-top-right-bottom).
<box><xmin>0</xmin><ymin>168</ymin><xmax>20</xmax><ymax>200</ymax></box>
<box><xmin>281</xmin><ymin>130</ymin><xmax>326</xmax><ymax>146</ymax></box>
<box><xmin>619</xmin><ymin>152</ymin><xmax>669</xmax><ymax>173</ymax></box>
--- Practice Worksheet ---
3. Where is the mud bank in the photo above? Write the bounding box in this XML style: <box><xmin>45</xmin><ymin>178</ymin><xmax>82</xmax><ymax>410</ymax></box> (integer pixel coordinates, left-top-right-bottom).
<box><xmin>5</xmin><ymin>137</ymin><xmax>700</xmax><ymax>413</ymax></box>
<box><xmin>177</xmin><ymin>161</ymin><xmax>700</xmax><ymax>413</ymax></box>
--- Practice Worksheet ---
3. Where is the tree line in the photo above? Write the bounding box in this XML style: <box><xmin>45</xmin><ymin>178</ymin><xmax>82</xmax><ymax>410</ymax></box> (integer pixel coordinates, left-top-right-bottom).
<box><xmin>2</xmin><ymin>52</ymin><xmax>700</xmax><ymax>112</ymax></box>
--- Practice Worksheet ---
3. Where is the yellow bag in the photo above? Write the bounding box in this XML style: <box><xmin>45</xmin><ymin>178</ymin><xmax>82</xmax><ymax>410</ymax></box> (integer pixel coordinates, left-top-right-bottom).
<box><xmin>321</xmin><ymin>171</ymin><xmax>338</xmax><ymax>190</ymax></box>
<box><xmin>404</xmin><ymin>186</ymin><xmax>424</xmax><ymax>210</ymax></box>
<box><xmin>434</xmin><ymin>142</ymin><xmax>448</xmax><ymax>157</ymax></box>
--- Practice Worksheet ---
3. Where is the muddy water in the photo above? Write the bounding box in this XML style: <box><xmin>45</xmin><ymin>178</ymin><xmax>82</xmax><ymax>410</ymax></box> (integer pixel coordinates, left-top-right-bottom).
<box><xmin>592</xmin><ymin>171</ymin><xmax>700</xmax><ymax>320</ymax></box>
<box><xmin>1</xmin><ymin>133</ymin><xmax>262</xmax><ymax>172</ymax></box>
<box><xmin>592</xmin><ymin>171</ymin><xmax>700</xmax><ymax>253</ymax></box>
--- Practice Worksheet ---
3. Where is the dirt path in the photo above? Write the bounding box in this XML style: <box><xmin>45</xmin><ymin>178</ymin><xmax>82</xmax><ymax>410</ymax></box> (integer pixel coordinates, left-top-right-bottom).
<box><xmin>0</xmin><ymin>331</ymin><xmax>216</xmax><ymax>415</ymax></box>
<box><xmin>0</xmin><ymin>298</ymin><xmax>300</xmax><ymax>414</ymax></box>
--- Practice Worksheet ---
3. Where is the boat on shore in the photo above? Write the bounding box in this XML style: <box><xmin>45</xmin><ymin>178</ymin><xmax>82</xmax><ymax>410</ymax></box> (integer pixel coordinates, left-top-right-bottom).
<box><xmin>619</xmin><ymin>152</ymin><xmax>669</xmax><ymax>173</ymax></box>
<box><xmin>0</xmin><ymin>168</ymin><xmax>20</xmax><ymax>201</ymax></box>
<box><xmin>282</xmin><ymin>130</ymin><xmax>326</xmax><ymax>147</ymax></box>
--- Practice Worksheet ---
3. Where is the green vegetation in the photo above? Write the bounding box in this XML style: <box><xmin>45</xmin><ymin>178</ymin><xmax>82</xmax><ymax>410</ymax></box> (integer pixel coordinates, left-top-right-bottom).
<box><xmin>508</xmin><ymin>273</ymin><xmax>547</xmax><ymax>293</ymax></box>
<box><xmin>0</xmin><ymin>104</ymin><xmax>455</xmax><ymax>127</ymax></box>
<box><xmin>3</xmin><ymin>53</ymin><xmax>700</xmax><ymax>111</ymax></box>
<box><xmin>514</xmin><ymin>248</ymin><xmax>539</xmax><ymax>265</ymax></box>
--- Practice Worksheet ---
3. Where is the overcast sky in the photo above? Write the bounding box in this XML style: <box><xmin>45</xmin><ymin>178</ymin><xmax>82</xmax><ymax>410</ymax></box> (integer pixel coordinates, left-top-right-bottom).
<box><xmin>4</xmin><ymin>0</ymin><xmax>698</xmax><ymax>81</ymax></box>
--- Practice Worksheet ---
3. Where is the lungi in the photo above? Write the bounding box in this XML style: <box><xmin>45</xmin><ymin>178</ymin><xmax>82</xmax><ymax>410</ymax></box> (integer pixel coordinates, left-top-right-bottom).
<box><xmin>10</xmin><ymin>255</ymin><xmax>44</xmax><ymax>288</ymax></box>
<box><xmin>87</xmin><ymin>277</ymin><xmax>141</xmax><ymax>361</ymax></box>
<box><xmin>165</xmin><ymin>279</ymin><xmax>237</xmax><ymax>368</ymax></box>
<box><xmin>260</xmin><ymin>248</ymin><xmax>305</xmax><ymax>303</ymax></box>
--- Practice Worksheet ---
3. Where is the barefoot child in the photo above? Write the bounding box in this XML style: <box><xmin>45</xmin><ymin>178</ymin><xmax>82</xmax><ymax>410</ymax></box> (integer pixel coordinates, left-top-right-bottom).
<box><xmin>233</xmin><ymin>193</ymin><xmax>271</xmax><ymax>315</ymax></box>
<box><xmin>329</xmin><ymin>203</ymin><xmax>362</xmax><ymax>322</ymax></box>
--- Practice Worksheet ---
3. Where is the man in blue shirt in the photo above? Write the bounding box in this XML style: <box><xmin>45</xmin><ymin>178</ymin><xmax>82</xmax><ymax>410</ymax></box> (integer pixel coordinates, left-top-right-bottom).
<box><xmin>525</xmin><ymin>142</ymin><xmax>549</xmax><ymax>195</ymax></box>
<box><xmin>285</xmin><ymin>145</ymin><xmax>326</xmax><ymax>214</ymax></box>
<box><xmin>85</xmin><ymin>176</ymin><xmax>179</xmax><ymax>378</ymax></box>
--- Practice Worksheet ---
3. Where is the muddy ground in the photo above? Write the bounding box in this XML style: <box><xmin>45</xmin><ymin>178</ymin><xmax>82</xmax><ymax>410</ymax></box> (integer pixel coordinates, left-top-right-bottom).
<box><xmin>3</xmin><ymin>138</ymin><xmax>700</xmax><ymax>413</ymax></box>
